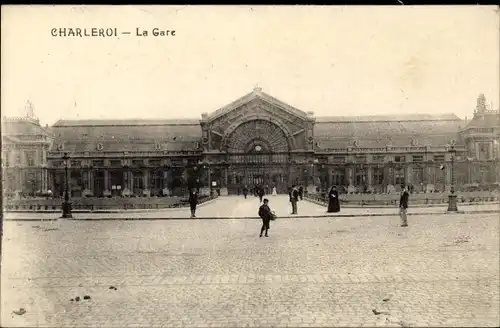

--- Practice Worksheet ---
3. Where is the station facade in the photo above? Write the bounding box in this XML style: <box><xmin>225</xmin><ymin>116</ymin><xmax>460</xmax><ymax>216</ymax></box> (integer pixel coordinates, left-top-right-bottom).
<box><xmin>2</xmin><ymin>89</ymin><xmax>499</xmax><ymax>197</ymax></box>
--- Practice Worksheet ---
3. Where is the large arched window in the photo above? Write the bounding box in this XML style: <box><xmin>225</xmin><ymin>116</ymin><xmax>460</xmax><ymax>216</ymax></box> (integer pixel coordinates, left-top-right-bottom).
<box><xmin>227</xmin><ymin>119</ymin><xmax>289</xmax><ymax>154</ymax></box>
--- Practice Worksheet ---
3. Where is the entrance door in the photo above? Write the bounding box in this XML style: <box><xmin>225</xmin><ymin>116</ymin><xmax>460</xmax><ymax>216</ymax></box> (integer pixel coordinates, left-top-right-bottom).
<box><xmin>253</xmin><ymin>174</ymin><xmax>264</xmax><ymax>186</ymax></box>
<box><xmin>226</xmin><ymin>152</ymin><xmax>291</xmax><ymax>195</ymax></box>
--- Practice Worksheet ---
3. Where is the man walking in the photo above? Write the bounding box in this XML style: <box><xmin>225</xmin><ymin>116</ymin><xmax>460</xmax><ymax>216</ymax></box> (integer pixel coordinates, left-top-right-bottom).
<box><xmin>289</xmin><ymin>184</ymin><xmax>299</xmax><ymax>215</ymax></box>
<box><xmin>258</xmin><ymin>198</ymin><xmax>273</xmax><ymax>237</ymax></box>
<box><xmin>257</xmin><ymin>185</ymin><xmax>265</xmax><ymax>203</ymax></box>
<box><xmin>399</xmin><ymin>185</ymin><xmax>409</xmax><ymax>227</ymax></box>
<box><xmin>298</xmin><ymin>185</ymin><xmax>304</xmax><ymax>200</ymax></box>
<box><xmin>242</xmin><ymin>185</ymin><xmax>248</xmax><ymax>199</ymax></box>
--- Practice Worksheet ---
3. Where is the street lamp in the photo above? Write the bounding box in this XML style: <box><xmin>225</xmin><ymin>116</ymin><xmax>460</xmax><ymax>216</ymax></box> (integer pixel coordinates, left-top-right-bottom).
<box><xmin>61</xmin><ymin>152</ymin><xmax>73</xmax><ymax>218</ymax></box>
<box><xmin>447</xmin><ymin>145</ymin><xmax>458</xmax><ymax>212</ymax></box>
<box><xmin>203</xmin><ymin>163</ymin><xmax>212</xmax><ymax>196</ymax></box>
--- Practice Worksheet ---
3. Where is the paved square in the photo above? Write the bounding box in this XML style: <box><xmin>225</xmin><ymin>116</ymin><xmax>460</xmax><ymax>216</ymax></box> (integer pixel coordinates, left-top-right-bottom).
<box><xmin>2</xmin><ymin>212</ymin><xmax>499</xmax><ymax>327</ymax></box>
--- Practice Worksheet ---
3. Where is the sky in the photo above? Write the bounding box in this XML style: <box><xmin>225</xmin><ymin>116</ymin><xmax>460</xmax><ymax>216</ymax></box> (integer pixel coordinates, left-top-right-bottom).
<box><xmin>1</xmin><ymin>5</ymin><xmax>499</xmax><ymax>126</ymax></box>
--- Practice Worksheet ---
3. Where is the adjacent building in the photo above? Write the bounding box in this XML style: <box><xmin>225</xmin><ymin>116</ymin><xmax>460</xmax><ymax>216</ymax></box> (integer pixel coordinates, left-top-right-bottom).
<box><xmin>2</xmin><ymin>90</ymin><xmax>499</xmax><ymax>197</ymax></box>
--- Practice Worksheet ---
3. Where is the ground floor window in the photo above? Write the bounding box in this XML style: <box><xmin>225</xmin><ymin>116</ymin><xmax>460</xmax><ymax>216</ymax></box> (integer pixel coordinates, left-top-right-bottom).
<box><xmin>373</xmin><ymin>167</ymin><xmax>384</xmax><ymax>185</ymax></box>
<box><xmin>331</xmin><ymin>169</ymin><xmax>345</xmax><ymax>186</ymax></box>
<box><xmin>395</xmin><ymin>168</ymin><xmax>404</xmax><ymax>186</ymax></box>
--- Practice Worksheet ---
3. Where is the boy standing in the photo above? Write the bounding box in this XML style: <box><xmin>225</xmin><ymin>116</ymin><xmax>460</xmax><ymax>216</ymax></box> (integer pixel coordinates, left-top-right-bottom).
<box><xmin>258</xmin><ymin>198</ymin><xmax>273</xmax><ymax>237</ymax></box>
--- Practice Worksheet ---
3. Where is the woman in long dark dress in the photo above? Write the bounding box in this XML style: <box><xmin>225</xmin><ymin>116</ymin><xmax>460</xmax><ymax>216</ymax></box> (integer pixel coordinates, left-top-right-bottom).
<box><xmin>327</xmin><ymin>186</ymin><xmax>341</xmax><ymax>213</ymax></box>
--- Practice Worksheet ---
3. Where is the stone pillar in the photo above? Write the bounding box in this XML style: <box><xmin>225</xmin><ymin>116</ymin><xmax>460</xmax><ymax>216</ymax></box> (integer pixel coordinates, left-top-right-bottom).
<box><xmin>88</xmin><ymin>170</ymin><xmax>95</xmax><ymax>196</ymax></box>
<box><xmin>44</xmin><ymin>169</ymin><xmax>48</xmax><ymax>192</ymax></box>
<box><xmin>489</xmin><ymin>142</ymin><xmax>494</xmax><ymax>160</ymax></box>
<box><xmin>346</xmin><ymin>166</ymin><xmax>355</xmax><ymax>194</ymax></box>
<box><xmin>220</xmin><ymin>167</ymin><xmax>228</xmax><ymax>196</ymax></box>
<box><xmin>82</xmin><ymin>170</ymin><xmax>91</xmax><ymax>197</ymax></box>
<box><xmin>103</xmin><ymin>170</ymin><xmax>111</xmax><ymax>197</ymax></box>
<box><xmin>17</xmin><ymin>168</ymin><xmax>24</xmax><ymax>193</ymax></box>
<box><xmin>445</xmin><ymin>162</ymin><xmax>452</xmax><ymax>192</ymax></box>
<box><xmin>142</xmin><ymin>169</ymin><xmax>150</xmax><ymax>196</ymax></box>
<box><xmin>121</xmin><ymin>170</ymin><xmax>131</xmax><ymax>197</ymax></box>
<box><xmin>367</xmin><ymin>166</ymin><xmax>373</xmax><ymax>188</ymax></box>
<box><xmin>40</xmin><ymin>169</ymin><xmax>45</xmax><ymax>192</ymax></box>
<box><xmin>162</xmin><ymin>170</ymin><xmax>171</xmax><ymax>196</ymax></box>
<box><xmin>48</xmin><ymin>170</ymin><xmax>54</xmax><ymax>193</ymax></box>
<box><xmin>405</xmin><ymin>164</ymin><xmax>412</xmax><ymax>187</ymax></box>
<box><xmin>385</xmin><ymin>166</ymin><xmax>395</xmax><ymax>193</ymax></box>
<box><xmin>130</xmin><ymin>171</ymin><xmax>135</xmax><ymax>194</ymax></box>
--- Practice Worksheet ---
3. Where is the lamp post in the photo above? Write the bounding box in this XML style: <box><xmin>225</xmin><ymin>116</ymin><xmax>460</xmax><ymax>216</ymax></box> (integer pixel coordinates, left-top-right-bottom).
<box><xmin>61</xmin><ymin>152</ymin><xmax>73</xmax><ymax>218</ymax></box>
<box><xmin>203</xmin><ymin>163</ymin><xmax>212</xmax><ymax>196</ymax></box>
<box><xmin>447</xmin><ymin>145</ymin><xmax>458</xmax><ymax>212</ymax></box>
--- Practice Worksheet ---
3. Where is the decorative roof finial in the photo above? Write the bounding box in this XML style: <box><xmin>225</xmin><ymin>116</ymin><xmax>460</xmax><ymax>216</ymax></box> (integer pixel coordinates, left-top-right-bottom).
<box><xmin>25</xmin><ymin>100</ymin><xmax>35</xmax><ymax>118</ymax></box>
<box><xmin>476</xmin><ymin>94</ymin><xmax>486</xmax><ymax>113</ymax></box>
<box><xmin>253</xmin><ymin>83</ymin><xmax>262</xmax><ymax>92</ymax></box>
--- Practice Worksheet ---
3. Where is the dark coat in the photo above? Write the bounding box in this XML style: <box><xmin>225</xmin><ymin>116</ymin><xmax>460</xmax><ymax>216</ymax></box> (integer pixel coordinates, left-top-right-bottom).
<box><xmin>258</xmin><ymin>204</ymin><xmax>273</xmax><ymax>220</ymax></box>
<box><xmin>327</xmin><ymin>188</ymin><xmax>340</xmax><ymax>213</ymax></box>
<box><xmin>399</xmin><ymin>190</ymin><xmax>409</xmax><ymax>209</ymax></box>
<box><xmin>289</xmin><ymin>188</ymin><xmax>299</xmax><ymax>202</ymax></box>
<box><xmin>189</xmin><ymin>190</ymin><xmax>198</xmax><ymax>205</ymax></box>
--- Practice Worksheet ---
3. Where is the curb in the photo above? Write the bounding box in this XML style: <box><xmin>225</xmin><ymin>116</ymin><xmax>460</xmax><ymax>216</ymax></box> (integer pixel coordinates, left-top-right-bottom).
<box><xmin>4</xmin><ymin>209</ymin><xmax>499</xmax><ymax>221</ymax></box>
<box><xmin>3</xmin><ymin>197</ymin><xmax>219</xmax><ymax>214</ymax></box>
<box><xmin>303</xmin><ymin>197</ymin><xmax>500</xmax><ymax>208</ymax></box>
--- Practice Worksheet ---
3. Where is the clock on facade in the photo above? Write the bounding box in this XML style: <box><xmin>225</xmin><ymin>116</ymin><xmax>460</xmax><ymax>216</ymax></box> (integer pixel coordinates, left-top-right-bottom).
<box><xmin>255</xmin><ymin>145</ymin><xmax>262</xmax><ymax>152</ymax></box>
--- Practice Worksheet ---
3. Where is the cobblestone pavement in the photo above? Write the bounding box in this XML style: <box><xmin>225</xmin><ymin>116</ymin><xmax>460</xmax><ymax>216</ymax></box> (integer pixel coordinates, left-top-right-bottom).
<box><xmin>4</xmin><ymin>195</ymin><xmax>500</xmax><ymax>220</ymax></box>
<box><xmin>2</xmin><ymin>212</ymin><xmax>499</xmax><ymax>327</ymax></box>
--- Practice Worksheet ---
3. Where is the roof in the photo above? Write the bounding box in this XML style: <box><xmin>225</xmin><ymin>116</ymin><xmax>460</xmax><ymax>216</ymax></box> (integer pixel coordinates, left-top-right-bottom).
<box><xmin>53</xmin><ymin>118</ymin><xmax>200</xmax><ymax>127</ymax></box>
<box><xmin>2</xmin><ymin>117</ymin><xmax>51</xmax><ymax>136</ymax></box>
<box><xmin>45</xmin><ymin>92</ymin><xmax>471</xmax><ymax>153</ymax></box>
<box><xmin>206</xmin><ymin>88</ymin><xmax>309</xmax><ymax>122</ymax></box>
<box><xmin>50</xmin><ymin>120</ymin><xmax>202</xmax><ymax>153</ymax></box>
<box><xmin>315</xmin><ymin>113</ymin><xmax>460</xmax><ymax>123</ymax></box>
<box><xmin>314</xmin><ymin>114</ymin><xmax>464</xmax><ymax>149</ymax></box>
<box><xmin>463</xmin><ymin>111</ymin><xmax>500</xmax><ymax>130</ymax></box>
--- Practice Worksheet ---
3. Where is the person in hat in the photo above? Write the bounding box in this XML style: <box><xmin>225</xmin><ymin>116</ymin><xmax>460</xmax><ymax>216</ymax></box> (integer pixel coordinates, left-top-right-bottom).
<box><xmin>289</xmin><ymin>185</ymin><xmax>299</xmax><ymax>214</ymax></box>
<box><xmin>258</xmin><ymin>198</ymin><xmax>274</xmax><ymax>237</ymax></box>
<box><xmin>327</xmin><ymin>185</ymin><xmax>341</xmax><ymax>213</ymax></box>
<box><xmin>399</xmin><ymin>185</ymin><xmax>409</xmax><ymax>227</ymax></box>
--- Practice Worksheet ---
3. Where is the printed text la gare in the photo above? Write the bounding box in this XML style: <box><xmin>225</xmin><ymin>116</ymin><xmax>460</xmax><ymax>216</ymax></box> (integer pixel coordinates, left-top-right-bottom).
<box><xmin>136</xmin><ymin>28</ymin><xmax>176</xmax><ymax>37</ymax></box>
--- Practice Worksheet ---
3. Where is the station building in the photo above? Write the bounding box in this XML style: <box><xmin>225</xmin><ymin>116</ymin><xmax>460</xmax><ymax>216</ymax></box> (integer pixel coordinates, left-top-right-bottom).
<box><xmin>2</xmin><ymin>89</ymin><xmax>499</xmax><ymax>197</ymax></box>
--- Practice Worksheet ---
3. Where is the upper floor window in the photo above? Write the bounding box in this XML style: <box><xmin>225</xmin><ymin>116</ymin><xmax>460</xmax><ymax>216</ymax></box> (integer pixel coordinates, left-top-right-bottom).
<box><xmin>478</xmin><ymin>143</ymin><xmax>490</xmax><ymax>160</ymax></box>
<box><xmin>132</xmin><ymin>159</ymin><xmax>143</xmax><ymax>167</ymax></box>
<box><xmin>110</xmin><ymin>160</ymin><xmax>121</xmax><ymax>167</ymax></box>
<box><xmin>434</xmin><ymin>155</ymin><xmax>445</xmax><ymax>162</ymax></box>
<box><xmin>355</xmin><ymin>156</ymin><xmax>367</xmax><ymax>164</ymax></box>
<box><xmin>412</xmin><ymin>155</ymin><xmax>423</xmax><ymax>162</ymax></box>
<box><xmin>92</xmin><ymin>160</ymin><xmax>104</xmax><ymax>167</ymax></box>
<box><xmin>149</xmin><ymin>159</ymin><xmax>161</xmax><ymax>167</ymax></box>
<box><xmin>26</xmin><ymin>151</ymin><xmax>36</xmax><ymax>167</ymax></box>
<box><xmin>332</xmin><ymin>156</ymin><xmax>345</xmax><ymax>163</ymax></box>
<box><xmin>394</xmin><ymin>155</ymin><xmax>405</xmax><ymax>163</ymax></box>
